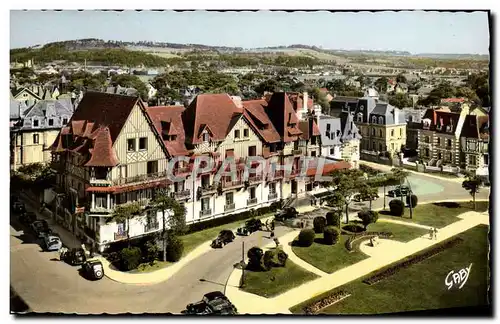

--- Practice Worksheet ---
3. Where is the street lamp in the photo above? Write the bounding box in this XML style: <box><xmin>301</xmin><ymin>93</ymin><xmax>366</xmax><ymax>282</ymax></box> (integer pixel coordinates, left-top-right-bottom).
<box><xmin>240</xmin><ymin>241</ymin><xmax>245</xmax><ymax>288</ymax></box>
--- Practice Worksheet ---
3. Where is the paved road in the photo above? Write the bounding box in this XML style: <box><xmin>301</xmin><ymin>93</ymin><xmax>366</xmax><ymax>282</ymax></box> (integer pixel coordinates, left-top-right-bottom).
<box><xmin>10</xmin><ymin>172</ymin><xmax>489</xmax><ymax>314</ymax></box>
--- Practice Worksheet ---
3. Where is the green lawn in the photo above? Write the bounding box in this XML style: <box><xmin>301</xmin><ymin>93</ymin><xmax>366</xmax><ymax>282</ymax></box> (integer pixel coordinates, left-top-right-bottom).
<box><xmin>241</xmin><ymin>259</ymin><xmax>319</xmax><ymax>298</ymax></box>
<box><xmin>180</xmin><ymin>213</ymin><xmax>273</xmax><ymax>256</ymax></box>
<box><xmin>290</xmin><ymin>225</ymin><xmax>490</xmax><ymax>314</ymax></box>
<box><xmin>292</xmin><ymin>234</ymin><xmax>367</xmax><ymax>274</ymax></box>
<box><xmin>130</xmin><ymin>261</ymin><xmax>172</xmax><ymax>273</ymax></box>
<box><xmin>380</xmin><ymin>201</ymin><xmax>489</xmax><ymax>229</ymax></box>
<box><xmin>367</xmin><ymin>221</ymin><xmax>429</xmax><ymax>242</ymax></box>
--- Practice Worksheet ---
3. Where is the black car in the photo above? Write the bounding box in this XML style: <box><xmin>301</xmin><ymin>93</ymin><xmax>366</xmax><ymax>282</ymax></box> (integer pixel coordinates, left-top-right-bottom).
<box><xmin>185</xmin><ymin>291</ymin><xmax>237</xmax><ymax>315</ymax></box>
<box><xmin>211</xmin><ymin>230</ymin><xmax>235</xmax><ymax>248</ymax></box>
<box><xmin>31</xmin><ymin>220</ymin><xmax>52</xmax><ymax>238</ymax></box>
<box><xmin>274</xmin><ymin>207</ymin><xmax>299</xmax><ymax>221</ymax></box>
<box><xmin>353</xmin><ymin>193</ymin><xmax>380</xmax><ymax>202</ymax></box>
<box><xmin>236</xmin><ymin>218</ymin><xmax>262</xmax><ymax>236</ymax></box>
<box><xmin>387</xmin><ymin>186</ymin><xmax>412</xmax><ymax>197</ymax></box>
<box><xmin>19</xmin><ymin>212</ymin><xmax>37</xmax><ymax>225</ymax></box>
<box><xmin>61</xmin><ymin>248</ymin><xmax>87</xmax><ymax>266</ymax></box>
<box><xmin>81</xmin><ymin>260</ymin><xmax>104</xmax><ymax>280</ymax></box>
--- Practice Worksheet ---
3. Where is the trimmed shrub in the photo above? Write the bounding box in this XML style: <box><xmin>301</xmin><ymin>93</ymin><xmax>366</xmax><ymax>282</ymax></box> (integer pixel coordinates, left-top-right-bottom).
<box><xmin>263</xmin><ymin>250</ymin><xmax>275</xmax><ymax>271</ymax></box>
<box><xmin>326</xmin><ymin>211</ymin><xmax>341</xmax><ymax>227</ymax></box>
<box><xmin>323</xmin><ymin>226</ymin><xmax>340</xmax><ymax>245</ymax></box>
<box><xmin>247</xmin><ymin>247</ymin><xmax>265</xmax><ymax>271</ymax></box>
<box><xmin>406</xmin><ymin>194</ymin><xmax>418</xmax><ymax>207</ymax></box>
<box><xmin>276</xmin><ymin>248</ymin><xmax>288</xmax><ymax>267</ymax></box>
<box><xmin>389</xmin><ymin>199</ymin><xmax>405</xmax><ymax>216</ymax></box>
<box><xmin>120</xmin><ymin>247</ymin><xmax>142</xmax><ymax>271</ymax></box>
<box><xmin>313</xmin><ymin>216</ymin><xmax>327</xmax><ymax>234</ymax></box>
<box><xmin>303</xmin><ymin>290</ymin><xmax>350</xmax><ymax>314</ymax></box>
<box><xmin>357</xmin><ymin>210</ymin><xmax>379</xmax><ymax>230</ymax></box>
<box><xmin>297</xmin><ymin>229</ymin><xmax>315</xmax><ymax>247</ymax></box>
<box><xmin>144</xmin><ymin>240</ymin><xmax>160</xmax><ymax>264</ymax></box>
<box><xmin>166</xmin><ymin>236</ymin><xmax>184</xmax><ymax>262</ymax></box>
<box><xmin>342</xmin><ymin>224</ymin><xmax>365</xmax><ymax>234</ymax></box>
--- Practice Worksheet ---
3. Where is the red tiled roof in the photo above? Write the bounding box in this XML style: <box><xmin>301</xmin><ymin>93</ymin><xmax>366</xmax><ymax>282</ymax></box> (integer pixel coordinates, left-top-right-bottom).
<box><xmin>441</xmin><ymin>98</ymin><xmax>466</xmax><ymax>103</ymax></box>
<box><xmin>305</xmin><ymin>160</ymin><xmax>351</xmax><ymax>177</ymax></box>
<box><xmin>266</xmin><ymin>92</ymin><xmax>302</xmax><ymax>143</ymax></box>
<box><xmin>183</xmin><ymin>94</ymin><xmax>243</xmax><ymax>145</ymax></box>
<box><xmin>242</xmin><ymin>99</ymin><xmax>281</xmax><ymax>143</ymax></box>
<box><xmin>146</xmin><ymin>105</ymin><xmax>189</xmax><ymax>156</ymax></box>
<box><xmin>85</xmin><ymin>179</ymin><xmax>170</xmax><ymax>194</ymax></box>
<box><xmin>84</xmin><ymin>127</ymin><xmax>119</xmax><ymax>167</ymax></box>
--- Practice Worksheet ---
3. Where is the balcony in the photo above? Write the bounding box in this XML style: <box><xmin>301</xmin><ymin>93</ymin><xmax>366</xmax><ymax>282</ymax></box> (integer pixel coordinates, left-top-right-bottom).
<box><xmin>247</xmin><ymin>197</ymin><xmax>258</xmax><ymax>206</ymax></box>
<box><xmin>144</xmin><ymin>222</ymin><xmax>160</xmax><ymax>233</ymax></box>
<box><xmin>89</xmin><ymin>178</ymin><xmax>111</xmax><ymax>186</ymax></box>
<box><xmin>114</xmin><ymin>232</ymin><xmax>127</xmax><ymax>241</ymax></box>
<box><xmin>171</xmin><ymin>189</ymin><xmax>191</xmax><ymax>200</ymax></box>
<box><xmin>268</xmin><ymin>192</ymin><xmax>278</xmax><ymax>200</ymax></box>
<box><xmin>172</xmin><ymin>166</ymin><xmax>191</xmax><ymax>176</ymax></box>
<box><xmin>89</xmin><ymin>205</ymin><xmax>113</xmax><ymax>214</ymax></box>
<box><xmin>199</xmin><ymin>184</ymin><xmax>217</xmax><ymax>196</ymax></box>
<box><xmin>248</xmin><ymin>175</ymin><xmax>262</xmax><ymax>184</ymax></box>
<box><xmin>112</xmin><ymin>171</ymin><xmax>168</xmax><ymax>186</ymax></box>
<box><xmin>222</xmin><ymin>179</ymin><xmax>244</xmax><ymax>189</ymax></box>
<box><xmin>200</xmin><ymin>209</ymin><xmax>212</xmax><ymax>218</ymax></box>
<box><xmin>224</xmin><ymin>203</ymin><xmax>235</xmax><ymax>212</ymax></box>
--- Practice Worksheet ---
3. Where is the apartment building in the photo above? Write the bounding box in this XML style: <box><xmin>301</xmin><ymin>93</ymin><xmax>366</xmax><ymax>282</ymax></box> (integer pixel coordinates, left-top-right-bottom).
<box><xmin>460</xmin><ymin>114</ymin><xmax>489</xmax><ymax>175</ymax></box>
<box><xmin>49</xmin><ymin>92</ymin><xmax>351</xmax><ymax>252</ymax></box>
<box><xmin>11</xmin><ymin>98</ymin><xmax>74</xmax><ymax>170</ymax></box>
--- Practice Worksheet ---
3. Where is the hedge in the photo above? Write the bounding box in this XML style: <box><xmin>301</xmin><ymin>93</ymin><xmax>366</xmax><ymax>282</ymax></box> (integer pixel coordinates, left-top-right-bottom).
<box><xmin>185</xmin><ymin>202</ymin><xmax>281</xmax><ymax>234</ymax></box>
<box><xmin>120</xmin><ymin>247</ymin><xmax>142</xmax><ymax>271</ymax></box>
<box><xmin>166</xmin><ymin>236</ymin><xmax>184</xmax><ymax>262</ymax></box>
<box><xmin>389</xmin><ymin>199</ymin><xmax>405</xmax><ymax>216</ymax></box>
<box><xmin>406</xmin><ymin>194</ymin><xmax>419</xmax><ymax>207</ymax></box>
<box><xmin>345</xmin><ymin>232</ymin><xmax>394</xmax><ymax>252</ymax></box>
<box><xmin>303</xmin><ymin>290</ymin><xmax>351</xmax><ymax>314</ymax></box>
<box><xmin>323</xmin><ymin>226</ymin><xmax>340</xmax><ymax>245</ymax></box>
<box><xmin>363</xmin><ymin>237</ymin><xmax>464</xmax><ymax>285</ymax></box>
<box><xmin>313</xmin><ymin>216</ymin><xmax>327</xmax><ymax>234</ymax></box>
<box><xmin>326</xmin><ymin>211</ymin><xmax>341</xmax><ymax>227</ymax></box>
<box><xmin>247</xmin><ymin>247</ymin><xmax>265</xmax><ymax>271</ymax></box>
<box><xmin>297</xmin><ymin>229</ymin><xmax>316</xmax><ymax>247</ymax></box>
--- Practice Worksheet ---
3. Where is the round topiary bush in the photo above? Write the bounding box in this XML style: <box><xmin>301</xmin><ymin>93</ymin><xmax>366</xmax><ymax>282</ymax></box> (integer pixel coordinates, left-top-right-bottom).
<box><xmin>166</xmin><ymin>236</ymin><xmax>184</xmax><ymax>262</ymax></box>
<box><xmin>120</xmin><ymin>247</ymin><xmax>142</xmax><ymax>271</ymax></box>
<box><xmin>406</xmin><ymin>194</ymin><xmax>418</xmax><ymax>207</ymax></box>
<box><xmin>297</xmin><ymin>228</ymin><xmax>315</xmax><ymax>247</ymax></box>
<box><xmin>263</xmin><ymin>250</ymin><xmax>275</xmax><ymax>271</ymax></box>
<box><xmin>323</xmin><ymin>226</ymin><xmax>341</xmax><ymax>245</ymax></box>
<box><xmin>313</xmin><ymin>216</ymin><xmax>327</xmax><ymax>233</ymax></box>
<box><xmin>276</xmin><ymin>248</ymin><xmax>288</xmax><ymax>267</ymax></box>
<box><xmin>326</xmin><ymin>211</ymin><xmax>341</xmax><ymax>227</ymax></box>
<box><xmin>247</xmin><ymin>247</ymin><xmax>264</xmax><ymax>271</ymax></box>
<box><xmin>389</xmin><ymin>199</ymin><xmax>405</xmax><ymax>216</ymax></box>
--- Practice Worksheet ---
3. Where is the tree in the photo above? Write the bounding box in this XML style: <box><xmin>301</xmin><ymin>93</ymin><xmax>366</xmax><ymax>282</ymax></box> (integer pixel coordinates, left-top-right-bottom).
<box><xmin>374</xmin><ymin>77</ymin><xmax>389</xmax><ymax>93</ymax></box>
<box><xmin>462</xmin><ymin>173</ymin><xmax>483</xmax><ymax>210</ymax></box>
<box><xmin>111</xmin><ymin>74</ymin><xmax>148</xmax><ymax>100</ymax></box>
<box><xmin>110</xmin><ymin>201</ymin><xmax>143</xmax><ymax>247</ymax></box>
<box><xmin>388</xmin><ymin>93</ymin><xmax>412</xmax><ymax>108</ymax></box>
<box><xmin>396</xmin><ymin>73</ymin><xmax>407</xmax><ymax>84</ymax></box>
<box><xmin>310</xmin><ymin>87</ymin><xmax>330</xmax><ymax>111</ymax></box>
<box><xmin>150</xmin><ymin>188</ymin><xmax>186</xmax><ymax>262</ymax></box>
<box><xmin>358</xmin><ymin>183</ymin><xmax>379</xmax><ymax>210</ymax></box>
<box><xmin>328</xmin><ymin>169</ymin><xmax>364</xmax><ymax>224</ymax></box>
<box><xmin>357</xmin><ymin>210</ymin><xmax>379</xmax><ymax>230</ymax></box>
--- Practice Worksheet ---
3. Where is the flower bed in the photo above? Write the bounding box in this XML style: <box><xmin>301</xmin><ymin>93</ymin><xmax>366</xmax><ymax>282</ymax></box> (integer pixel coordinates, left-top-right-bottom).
<box><xmin>345</xmin><ymin>232</ymin><xmax>394</xmax><ymax>252</ymax></box>
<box><xmin>303</xmin><ymin>290</ymin><xmax>351</xmax><ymax>314</ymax></box>
<box><xmin>362</xmin><ymin>237</ymin><xmax>464</xmax><ymax>285</ymax></box>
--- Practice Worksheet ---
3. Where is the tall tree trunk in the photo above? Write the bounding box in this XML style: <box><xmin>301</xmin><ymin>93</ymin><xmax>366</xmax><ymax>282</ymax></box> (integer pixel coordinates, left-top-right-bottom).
<box><xmin>345</xmin><ymin>204</ymin><xmax>349</xmax><ymax>224</ymax></box>
<box><xmin>399</xmin><ymin>181</ymin><xmax>404</xmax><ymax>203</ymax></box>
<box><xmin>162</xmin><ymin>209</ymin><xmax>167</xmax><ymax>262</ymax></box>
<box><xmin>473</xmin><ymin>193</ymin><xmax>476</xmax><ymax>210</ymax></box>
<box><xmin>369</xmin><ymin>199</ymin><xmax>372</xmax><ymax>210</ymax></box>
<box><xmin>383</xmin><ymin>184</ymin><xmax>386</xmax><ymax>210</ymax></box>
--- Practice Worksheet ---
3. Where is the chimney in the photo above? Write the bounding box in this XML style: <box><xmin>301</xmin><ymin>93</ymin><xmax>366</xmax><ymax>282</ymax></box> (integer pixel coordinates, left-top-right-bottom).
<box><xmin>303</xmin><ymin>92</ymin><xmax>308</xmax><ymax>111</ymax></box>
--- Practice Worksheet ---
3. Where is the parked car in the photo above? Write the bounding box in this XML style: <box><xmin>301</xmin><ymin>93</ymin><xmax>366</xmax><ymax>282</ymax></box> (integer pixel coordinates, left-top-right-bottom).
<box><xmin>185</xmin><ymin>291</ymin><xmax>237</xmax><ymax>315</ymax></box>
<box><xmin>81</xmin><ymin>260</ymin><xmax>104</xmax><ymax>280</ymax></box>
<box><xmin>211</xmin><ymin>230</ymin><xmax>235</xmax><ymax>248</ymax></box>
<box><xmin>19</xmin><ymin>212</ymin><xmax>37</xmax><ymax>225</ymax></box>
<box><xmin>236</xmin><ymin>218</ymin><xmax>263</xmax><ymax>236</ymax></box>
<box><xmin>12</xmin><ymin>202</ymin><xmax>26</xmax><ymax>214</ymax></box>
<box><xmin>61</xmin><ymin>248</ymin><xmax>87</xmax><ymax>266</ymax></box>
<box><xmin>31</xmin><ymin>220</ymin><xmax>52</xmax><ymax>238</ymax></box>
<box><xmin>387</xmin><ymin>186</ymin><xmax>412</xmax><ymax>197</ymax></box>
<box><xmin>353</xmin><ymin>193</ymin><xmax>380</xmax><ymax>202</ymax></box>
<box><xmin>41</xmin><ymin>235</ymin><xmax>62</xmax><ymax>251</ymax></box>
<box><xmin>274</xmin><ymin>207</ymin><xmax>299</xmax><ymax>221</ymax></box>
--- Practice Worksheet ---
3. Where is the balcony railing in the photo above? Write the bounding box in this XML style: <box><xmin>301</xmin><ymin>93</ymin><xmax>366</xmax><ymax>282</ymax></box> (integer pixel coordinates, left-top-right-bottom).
<box><xmin>268</xmin><ymin>192</ymin><xmax>278</xmax><ymax>200</ymax></box>
<box><xmin>247</xmin><ymin>197</ymin><xmax>258</xmax><ymax>206</ymax></box>
<box><xmin>144</xmin><ymin>222</ymin><xmax>160</xmax><ymax>233</ymax></box>
<box><xmin>114</xmin><ymin>232</ymin><xmax>127</xmax><ymax>241</ymax></box>
<box><xmin>89</xmin><ymin>178</ymin><xmax>111</xmax><ymax>186</ymax></box>
<box><xmin>172</xmin><ymin>166</ymin><xmax>191</xmax><ymax>176</ymax></box>
<box><xmin>112</xmin><ymin>171</ymin><xmax>168</xmax><ymax>186</ymax></box>
<box><xmin>224</xmin><ymin>203</ymin><xmax>235</xmax><ymax>211</ymax></box>
<box><xmin>89</xmin><ymin>205</ymin><xmax>113</xmax><ymax>214</ymax></box>
<box><xmin>200</xmin><ymin>209</ymin><xmax>212</xmax><ymax>217</ymax></box>
<box><xmin>222</xmin><ymin>179</ymin><xmax>244</xmax><ymax>189</ymax></box>
<box><xmin>171</xmin><ymin>189</ymin><xmax>191</xmax><ymax>200</ymax></box>
<box><xmin>248</xmin><ymin>175</ymin><xmax>262</xmax><ymax>183</ymax></box>
<box><xmin>199</xmin><ymin>185</ymin><xmax>217</xmax><ymax>195</ymax></box>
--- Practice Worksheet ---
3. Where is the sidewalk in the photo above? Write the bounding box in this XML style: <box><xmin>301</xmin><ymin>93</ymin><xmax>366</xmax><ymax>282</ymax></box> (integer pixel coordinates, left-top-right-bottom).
<box><xmin>20</xmin><ymin>191</ymin><xmax>82</xmax><ymax>250</ymax></box>
<box><xmin>225</xmin><ymin>208</ymin><xmax>490</xmax><ymax>314</ymax></box>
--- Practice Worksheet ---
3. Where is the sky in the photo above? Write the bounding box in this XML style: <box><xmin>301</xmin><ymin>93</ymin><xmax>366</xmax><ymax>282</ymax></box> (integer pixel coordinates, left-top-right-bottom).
<box><xmin>10</xmin><ymin>10</ymin><xmax>490</xmax><ymax>54</ymax></box>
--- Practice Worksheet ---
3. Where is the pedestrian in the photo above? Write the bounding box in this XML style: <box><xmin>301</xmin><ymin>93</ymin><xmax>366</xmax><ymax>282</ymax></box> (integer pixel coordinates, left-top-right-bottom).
<box><xmin>265</xmin><ymin>219</ymin><xmax>270</xmax><ymax>231</ymax></box>
<box><xmin>271</xmin><ymin>220</ymin><xmax>275</xmax><ymax>231</ymax></box>
<box><xmin>429</xmin><ymin>228</ymin><xmax>434</xmax><ymax>240</ymax></box>
<box><xmin>369</xmin><ymin>237</ymin><xmax>374</xmax><ymax>247</ymax></box>
<box><xmin>270</xmin><ymin>231</ymin><xmax>275</xmax><ymax>239</ymax></box>
<box><xmin>59</xmin><ymin>246</ymin><xmax>68</xmax><ymax>261</ymax></box>
<box><xmin>433</xmin><ymin>228</ymin><xmax>438</xmax><ymax>240</ymax></box>
<box><xmin>273</xmin><ymin>237</ymin><xmax>280</xmax><ymax>247</ymax></box>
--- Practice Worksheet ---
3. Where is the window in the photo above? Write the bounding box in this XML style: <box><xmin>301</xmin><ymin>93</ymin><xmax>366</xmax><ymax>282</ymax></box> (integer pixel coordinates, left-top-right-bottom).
<box><xmin>248</xmin><ymin>145</ymin><xmax>257</xmax><ymax>157</ymax></box>
<box><xmin>469</xmin><ymin>155</ymin><xmax>477</xmax><ymax>166</ymax></box>
<box><xmin>120</xmin><ymin>165</ymin><xmax>127</xmax><ymax>178</ymax></box>
<box><xmin>234</xmin><ymin>129</ymin><xmax>240</xmax><ymax>138</ymax></box>
<box><xmin>378</xmin><ymin>130</ymin><xmax>382</xmax><ymax>138</ymax></box>
<box><xmin>467</xmin><ymin>140</ymin><xmax>477</xmax><ymax>151</ymax></box>
<box><xmin>201</xmin><ymin>174</ymin><xmax>210</xmax><ymax>188</ymax></box>
<box><xmin>174</xmin><ymin>181</ymin><xmax>185</xmax><ymax>192</ymax></box>
<box><xmin>95</xmin><ymin>194</ymin><xmax>107</xmax><ymax>208</ymax></box>
<box><xmin>33</xmin><ymin>134</ymin><xmax>39</xmax><ymax>144</ymax></box>
<box><xmin>425</xmin><ymin>136</ymin><xmax>430</xmax><ymax>143</ymax></box>
<box><xmin>225</xmin><ymin>192</ymin><xmax>234</xmax><ymax>205</ymax></box>
<box><xmin>379</xmin><ymin>143</ymin><xmax>383</xmax><ymax>152</ymax></box>
<box><xmin>202</xmin><ymin>133</ymin><xmax>209</xmax><ymax>142</ymax></box>
<box><xmin>372</xmin><ymin>141</ymin><xmax>376</xmax><ymax>150</ymax></box>
<box><xmin>391</xmin><ymin>130</ymin><xmax>394</xmax><ymax>137</ymax></box>
<box><xmin>400</xmin><ymin>129</ymin><xmax>402</xmax><ymax>136</ymax></box>
<box><xmin>391</xmin><ymin>143</ymin><xmax>394</xmax><ymax>151</ymax></box>
<box><xmin>201</xmin><ymin>197</ymin><xmax>210</xmax><ymax>211</ymax></box>
<box><xmin>371</xmin><ymin>116</ymin><xmax>377</xmax><ymax>124</ymax></box>
<box><xmin>437</xmin><ymin>138</ymin><xmax>441</xmax><ymax>146</ymax></box>
<box><xmin>147</xmin><ymin>161</ymin><xmax>158</xmax><ymax>174</ymax></box>
<box><xmin>378</xmin><ymin>117</ymin><xmax>384</xmax><ymax>124</ymax></box>
<box><xmin>127</xmin><ymin>139</ymin><xmax>136</xmax><ymax>152</ymax></box>
<box><xmin>326</xmin><ymin>124</ymin><xmax>331</xmax><ymax>132</ymax></box>
<box><xmin>62</xmin><ymin>118</ymin><xmax>68</xmax><ymax>125</ymax></box>
<box><xmin>330</xmin><ymin>148</ymin><xmax>335</xmax><ymax>155</ymax></box>
<box><xmin>243</xmin><ymin>129</ymin><xmax>249</xmax><ymax>137</ymax></box>
<box><xmin>269</xmin><ymin>182</ymin><xmax>276</xmax><ymax>194</ymax></box>
<box><xmin>425</xmin><ymin>148</ymin><xmax>429</xmax><ymax>157</ymax></box>
<box><xmin>447</xmin><ymin>139</ymin><xmax>452</xmax><ymax>147</ymax></box>
<box><xmin>249</xmin><ymin>187</ymin><xmax>256</xmax><ymax>199</ymax></box>
<box><xmin>48</xmin><ymin>119</ymin><xmax>54</xmax><ymax>126</ymax></box>
<box><xmin>311</xmin><ymin>136</ymin><xmax>317</xmax><ymax>145</ymax></box>
<box><xmin>484</xmin><ymin>154</ymin><xmax>489</xmax><ymax>166</ymax></box>
<box><xmin>357</xmin><ymin>113</ymin><xmax>363</xmax><ymax>122</ymax></box>
<box><xmin>139</xmin><ymin>137</ymin><xmax>147</xmax><ymax>150</ymax></box>
<box><xmin>371</xmin><ymin>128</ymin><xmax>375</xmax><ymax>136</ymax></box>
<box><xmin>33</xmin><ymin>119</ymin><xmax>39</xmax><ymax>127</ymax></box>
